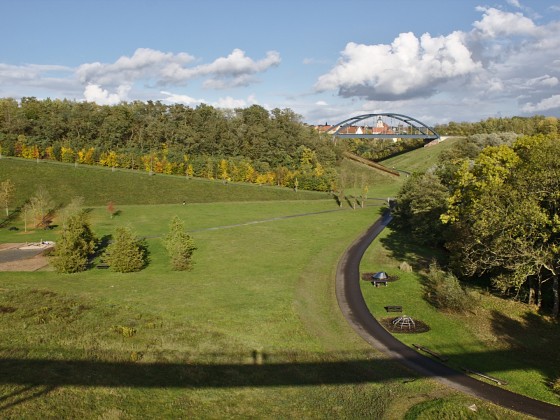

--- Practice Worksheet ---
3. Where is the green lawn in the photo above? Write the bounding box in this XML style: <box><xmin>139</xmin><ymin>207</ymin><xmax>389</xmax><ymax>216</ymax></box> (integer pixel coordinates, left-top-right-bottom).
<box><xmin>0</xmin><ymin>150</ymin><xmax>530</xmax><ymax>418</ymax></box>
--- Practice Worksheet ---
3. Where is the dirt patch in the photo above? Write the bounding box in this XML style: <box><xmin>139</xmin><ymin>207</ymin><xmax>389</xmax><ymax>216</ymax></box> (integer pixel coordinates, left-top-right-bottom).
<box><xmin>380</xmin><ymin>317</ymin><xmax>431</xmax><ymax>333</ymax></box>
<box><xmin>0</xmin><ymin>243</ymin><xmax>53</xmax><ymax>272</ymax></box>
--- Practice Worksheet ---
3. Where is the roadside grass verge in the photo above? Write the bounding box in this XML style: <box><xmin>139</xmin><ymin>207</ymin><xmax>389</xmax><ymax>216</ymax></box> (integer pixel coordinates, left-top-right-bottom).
<box><xmin>360</xmin><ymin>226</ymin><xmax>560</xmax><ymax>405</ymax></box>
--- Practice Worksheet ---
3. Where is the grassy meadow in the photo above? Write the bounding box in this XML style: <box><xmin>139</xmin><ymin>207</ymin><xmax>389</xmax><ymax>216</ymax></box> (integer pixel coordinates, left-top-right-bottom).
<box><xmin>0</xmin><ymin>150</ymin><xmax>534</xmax><ymax>418</ymax></box>
<box><xmin>380</xmin><ymin>137</ymin><xmax>463</xmax><ymax>174</ymax></box>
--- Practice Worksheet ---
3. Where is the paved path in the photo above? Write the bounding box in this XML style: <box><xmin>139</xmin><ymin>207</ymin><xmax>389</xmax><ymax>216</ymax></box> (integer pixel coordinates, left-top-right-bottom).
<box><xmin>335</xmin><ymin>212</ymin><xmax>560</xmax><ymax>419</ymax></box>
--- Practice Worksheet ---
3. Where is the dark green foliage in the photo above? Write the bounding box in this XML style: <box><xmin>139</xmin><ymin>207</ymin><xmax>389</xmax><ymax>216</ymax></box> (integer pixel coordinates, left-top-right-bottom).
<box><xmin>344</xmin><ymin>137</ymin><xmax>425</xmax><ymax>162</ymax></box>
<box><xmin>51</xmin><ymin>212</ymin><xmax>97</xmax><ymax>273</ymax></box>
<box><xmin>393</xmin><ymin>173</ymin><xmax>449</xmax><ymax>246</ymax></box>
<box><xmin>424</xmin><ymin>262</ymin><xmax>474</xmax><ymax>313</ymax></box>
<box><xmin>163</xmin><ymin>216</ymin><xmax>196</xmax><ymax>271</ymax></box>
<box><xmin>105</xmin><ymin>226</ymin><xmax>147</xmax><ymax>273</ymax></box>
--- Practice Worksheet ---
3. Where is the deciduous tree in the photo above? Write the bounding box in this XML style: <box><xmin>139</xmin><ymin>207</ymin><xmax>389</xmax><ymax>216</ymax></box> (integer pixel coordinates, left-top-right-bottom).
<box><xmin>0</xmin><ymin>179</ymin><xmax>15</xmax><ymax>217</ymax></box>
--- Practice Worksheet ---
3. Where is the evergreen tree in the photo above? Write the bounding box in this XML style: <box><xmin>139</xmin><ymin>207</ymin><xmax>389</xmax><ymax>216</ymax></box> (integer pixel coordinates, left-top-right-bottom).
<box><xmin>105</xmin><ymin>226</ymin><xmax>147</xmax><ymax>273</ymax></box>
<box><xmin>51</xmin><ymin>212</ymin><xmax>97</xmax><ymax>273</ymax></box>
<box><xmin>163</xmin><ymin>216</ymin><xmax>196</xmax><ymax>271</ymax></box>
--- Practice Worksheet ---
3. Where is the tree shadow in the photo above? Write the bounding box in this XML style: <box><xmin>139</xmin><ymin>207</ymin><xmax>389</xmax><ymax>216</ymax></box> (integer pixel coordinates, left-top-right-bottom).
<box><xmin>489</xmin><ymin>309</ymin><xmax>560</xmax><ymax>389</ymax></box>
<box><xmin>95</xmin><ymin>234</ymin><xmax>112</xmax><ymax>259</ymax></box>
<box><xmin>0</xmin><ymin>385</ymin><xmax>56</xmax><ymax>411</ymax></box>
<box><xmin>379</xmin><ymin>228</ymin><xmax>446</xmax><ymax>273</ymax></box>
<box><xmin>0</xmin><ymin>206</ymin><xmax>21</xmax><ymax>229</ymax></box>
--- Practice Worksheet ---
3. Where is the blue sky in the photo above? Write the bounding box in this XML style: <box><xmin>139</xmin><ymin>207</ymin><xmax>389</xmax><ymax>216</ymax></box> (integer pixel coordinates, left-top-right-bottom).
<box><xmin>1</xmin><ymin>0</ymin><xmax>559</xmax><ymax>125</ymax></box>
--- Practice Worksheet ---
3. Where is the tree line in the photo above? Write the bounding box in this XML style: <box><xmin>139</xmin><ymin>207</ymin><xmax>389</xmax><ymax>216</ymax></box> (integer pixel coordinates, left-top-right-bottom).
<box><xmin>394</xmin><ymin>132</ymin><xmax>560</xmax><ymax>319</ymax></box>
<box><xmin>0</xmin><ymin>98</ymin><xmax>340</xmax><ymax>191</ymax></box>
<box><xmin>435</xmin><ymin>115</ymin><xmax>558</xmax><ymax>137</ymax></box>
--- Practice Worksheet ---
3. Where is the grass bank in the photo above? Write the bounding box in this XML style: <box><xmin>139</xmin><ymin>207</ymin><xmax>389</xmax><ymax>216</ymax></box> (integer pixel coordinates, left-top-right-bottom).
<box><xmin>0</xmin><ymin>157</ymin><xmax>325</xmax><ymax>207</ymax></box>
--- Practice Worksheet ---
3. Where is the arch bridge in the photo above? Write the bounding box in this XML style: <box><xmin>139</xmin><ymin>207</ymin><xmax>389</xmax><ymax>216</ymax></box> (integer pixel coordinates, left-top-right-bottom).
<box><xmin>328</xmin><ymin>113</ymin><xmax>439</xmax><ymax>142</ymax></box>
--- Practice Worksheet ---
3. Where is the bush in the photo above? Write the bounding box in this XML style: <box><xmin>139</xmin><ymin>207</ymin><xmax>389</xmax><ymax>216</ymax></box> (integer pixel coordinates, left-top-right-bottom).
<box><xmin>163</xmin><ymin>216</ymin><xmax>196</xmax><ymax>271</ymax></box>
<box><xmin>105</xmin><ymin>226</ymin><xmax>147</xmax><ymax>273</ymax></box>
<box><xmin>424</xmin><ymin>262</ymin><xmax>474</xmax><ymax>313</ymax></box>
<box><xmin>51</xmin><ymin>212</ymin><xmax>97</xmax><ymax>273</ymax></box>
<box><xmin>399</xmin><ymin>261</ymin><xmax>413</xmax><ymax>273</ymax></box>
<box><xmin>552</xmin><ymin>378</ymin><xmax>560</xmax><ymax>394</ymax></box>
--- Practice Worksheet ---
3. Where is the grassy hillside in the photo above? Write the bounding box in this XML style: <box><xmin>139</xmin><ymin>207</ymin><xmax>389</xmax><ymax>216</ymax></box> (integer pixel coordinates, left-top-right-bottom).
<box><xmin>0</xmin><ymin>157</ymin><xmax>325</xmax><ymax>207</ymax></box>
<box><xmin>0</xmin><ymin>149</ymin><xmax>530</xmax><ymax>418</ymax></box>
<box><xmin>380</xmin><ymin>137</ymin><xmax>463</xmax><ymax>174</ymax></box>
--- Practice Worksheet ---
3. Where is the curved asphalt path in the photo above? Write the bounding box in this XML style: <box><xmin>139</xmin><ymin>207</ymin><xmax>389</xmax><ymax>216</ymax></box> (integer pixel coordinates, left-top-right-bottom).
<box><xmin>335</xmin><ymin>211</ymin><xmax>560</xmax><ymax>419</ymax></box>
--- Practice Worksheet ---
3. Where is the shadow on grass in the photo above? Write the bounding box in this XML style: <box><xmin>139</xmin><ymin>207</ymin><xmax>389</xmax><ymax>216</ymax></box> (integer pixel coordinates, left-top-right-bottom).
<box><xmin>1</xmin><ymin>347</ymin><xmax>560</xmax><ymax>413</ymax></box>
<box><xmin>489</xmin><ymin>310</ymin><xmax>560</xmax><ymax>389</ymax></box>
<box><xmin>379</xmin><ymin>228</ymin><xmax>446</xmax><ymax>273</ymax></box>
<box><xmin>0</xmin><ymin>351</ymin><xmax>414</xmax><ymax>390</ymax></box>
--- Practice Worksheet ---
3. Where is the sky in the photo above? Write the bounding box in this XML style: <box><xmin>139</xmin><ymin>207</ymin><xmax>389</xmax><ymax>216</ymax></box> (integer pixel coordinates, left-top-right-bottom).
<box><xmin>1</xmin><ymin>0</ymin><xmax>560</xmax><ymax>125</ymax></box>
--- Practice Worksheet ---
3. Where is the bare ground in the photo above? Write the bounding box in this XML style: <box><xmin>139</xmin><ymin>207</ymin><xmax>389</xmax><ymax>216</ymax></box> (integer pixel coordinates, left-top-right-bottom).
<box><xmin>0</xmin><ymin>243</ymin><xmax>52</xmax><ymax>271</ymax></box>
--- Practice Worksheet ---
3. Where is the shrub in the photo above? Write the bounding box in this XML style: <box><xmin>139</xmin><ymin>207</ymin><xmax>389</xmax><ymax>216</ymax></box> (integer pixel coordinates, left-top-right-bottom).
<box><xmin>552</xmin><ymin>378</ymin><xmax>560</xmax><ymax>394</ymax></box>
<box><xmin>163</xmin><ymin>216</ymin><xmax>196</xmax><ymax>271</ymax></box>
<box><xmin>424</xmin><ymin>262</ymin><xmax>474</xmax><ymax>313</ymax></box>
<box><xmin>399</xmin><ymin>261</ymin><xmax>413</xmax><ymax>273</ymax></box>
<box><xmin>51</xmin><ymin>212</ymin><xmax>97</xmax><ymax>273</ymax></box>
<box><xmin>105</xmin><ymin>226</ymin><xmax>147</xmax><ymax>273</ymax></box>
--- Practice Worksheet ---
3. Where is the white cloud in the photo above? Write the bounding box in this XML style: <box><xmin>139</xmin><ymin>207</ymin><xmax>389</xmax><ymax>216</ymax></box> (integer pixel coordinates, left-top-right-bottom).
<box><xmin>160</xmin><ymin>90</ymin><xmax>258</xmax><ymax>109</ymax></box>
<box><xmin>473</xmin><ymin>7</ymin><xmax>537</xmax><ymax>38</ymax></box>
<box><xmin>315</xmin><ymin>31</ymin><xmax>480</xmax><ymax>100</ymax></box>
<box><xmin>76</xmin><ymin>47</ymin><xmax>280</xmax><ymax>90</ymax></box>
<box><xmin>525</xmin><ymin>75</ymin><xmax>559</xmax><ymax>87</ymax></box>
<box><xmin>83</xmin><ymin>84</ymin><xmax>131</xmax><ymax>105</ymax></box>
<box><xmin>522</xmin><ymin>94</ymin><xmax>560</xmax><ymax>112</ymax></box>
<box><xmin>315</xmin><ymin>6</ymin><xmax>560</xmax><ymax>119</ymax></box>
<box><xmin>77</xmin><ymin>48</ymin><xmax>195</xmax><ymax>86</ymax></box>
<box><xmin>174</xmin><ymin>49</ymin><xmax>281</xmax><ymax>89</ymax></box>
<box><xmin>160</xmin><ymin>90</ymin><xmax>205</xmax><ymax>106</ymax></box>
<box><xmin>213</xmin><ymin>96</ymin><xmax>249</xmax><ymax>109</ymax></box>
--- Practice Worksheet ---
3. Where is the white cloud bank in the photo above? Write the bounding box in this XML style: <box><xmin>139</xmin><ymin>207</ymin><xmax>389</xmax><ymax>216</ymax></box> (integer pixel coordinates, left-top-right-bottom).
<box><xmin>0</xmin><ymin>47</ymin><xmax>280</xmax><ymax>106</ymax></box>
<box><xmin>316</xmin><ymin>31</ymin><xmax>480</xmax><ymax>100</ymax></box>
<box><xmin>77</xmin><ymin>48</ymin><xmax>279</xmax><ymax>104</ymax></box>
<box><xmin>315</xmin><ymin>6</ymin><xmax>560</xmax><ymax>118</ymax></box>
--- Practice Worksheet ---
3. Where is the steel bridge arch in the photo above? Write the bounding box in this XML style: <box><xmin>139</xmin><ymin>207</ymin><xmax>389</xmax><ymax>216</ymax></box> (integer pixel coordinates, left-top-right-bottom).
<box><xmin>330</xmin><ymin>113</ymin><xmax>440</xmax><ymax>142</ymax></box>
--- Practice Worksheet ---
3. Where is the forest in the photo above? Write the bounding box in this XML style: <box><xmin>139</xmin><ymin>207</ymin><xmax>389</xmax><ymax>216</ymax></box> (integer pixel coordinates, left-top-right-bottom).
<box><xmin>393</xmin><ymin>132</ymin><xmax>560</xmax><ymax>319</ymax></box>
<box><xmin>0</xmin><ymin>97</ymin><xmax>340</xmax><ymax>192</ymax></box>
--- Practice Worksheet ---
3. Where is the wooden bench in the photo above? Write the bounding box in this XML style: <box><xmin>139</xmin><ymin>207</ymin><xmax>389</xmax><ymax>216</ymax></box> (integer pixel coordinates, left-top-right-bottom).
<box><xmin>96</xmin><ymin>263</ymin><xmax>110</xmax><ymax>269</ymax></box>
<box><xmin>372</xmin><ymin>279</ymin><xmax>388</xmax><ymax>287</ymax></box>
<box><xmin>384</xmin><ymin>305</ymin><xmax>402</xmax><ymax>312</ymax></box>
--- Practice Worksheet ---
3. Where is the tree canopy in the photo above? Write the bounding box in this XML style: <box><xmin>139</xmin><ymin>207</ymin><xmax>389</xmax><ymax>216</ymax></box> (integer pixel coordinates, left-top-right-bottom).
<box><xmin>394</xmin><ymin>133</ymin><xmax>560</xmax><ymax>318</ymax></box>
<box><xmin>0</xmin><ymin>98</ymin><xmax>340</xmax><ymax>191</ymax></box>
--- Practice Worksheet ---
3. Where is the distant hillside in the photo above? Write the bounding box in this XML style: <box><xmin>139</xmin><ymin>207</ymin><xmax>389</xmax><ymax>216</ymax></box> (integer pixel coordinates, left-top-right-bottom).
<box><xmin>0</xmin><ymin>157</ymin><xmax>325</xmax><ymax>208</ymax></box>
<box><xmin>380</xmin><ymin>137</ymin><xmax>463</xmax><ymax>174</ymax></box>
